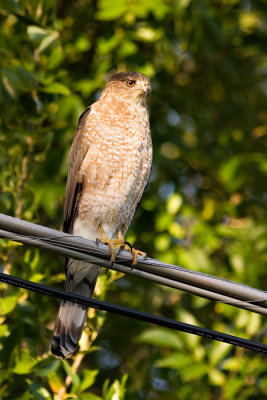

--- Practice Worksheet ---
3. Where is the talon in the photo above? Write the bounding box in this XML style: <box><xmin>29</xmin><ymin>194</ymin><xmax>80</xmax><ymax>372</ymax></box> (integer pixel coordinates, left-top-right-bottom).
<box><xmin>124</xmin><ymin>240</ymin><xmax>133</xmax><ymax>252</ymax></box>
<box><xmin>118</xmin><ymin>240</ymin><xmax>132</xmax><ymax>255</ymax></box>
<box><xmin>132</xmin><ymin>249</ymin><xmax>146</xmax><ymax>266</ymax></box>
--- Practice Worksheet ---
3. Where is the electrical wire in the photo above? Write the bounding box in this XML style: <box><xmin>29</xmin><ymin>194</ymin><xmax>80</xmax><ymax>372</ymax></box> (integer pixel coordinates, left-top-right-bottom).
<box><xmin>0</xmin><ymin>213</ymin><xmax>267</xmax><ymax>315</ymax></box>
<box><xmin>0</xmin><ymin>272</ymin><xmax>266</xmax><ymax>354</ymax></box>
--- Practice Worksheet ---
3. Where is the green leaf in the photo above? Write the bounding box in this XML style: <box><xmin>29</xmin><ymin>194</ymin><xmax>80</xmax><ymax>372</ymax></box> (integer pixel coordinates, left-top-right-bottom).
<box><xmin>27</xmin><ymin>26</ymin><xmax>49</xmax><ymax>41</ymax></box>
<box><xmin>156</xmin><ymin>353</ymin><xmax>192</xmax><ymax>369</ymax></box>
<box><xmin>178</xmin><ymin>247</ymin><xmax>213</xmax><ymax>273</ymax></box>
<box><xmin>219</xmin><ymin>155</ymin><xmax>246</xmax><ymax>192</ymax></box>
<box><xmin>97</xmin><ymin>36</ymin><xmax>120</xmax><ymax>55</ymax></box>
<box><xmin>1</xmin><ymin>67</ymin><xmax>32</xmax><ymax>93</ymax></box>
<box><xmin>62</xmin><ymin>360</ymin><xmax>80</xmax><ymax>387</ymax></box>
<box><xmin>12</xmin><ymin>350</ymin><xmax>37</xmax><ymax>375</ymax></box>
<box><xmin>225</xmin><ymin>377</ymin><xmax>245</xmax><ymax>400</ymax></box>
<box><xmin>24</xmin><ymin>248</ymin><xmax>40</xmax><ymax>270</ymax></box>
<box><xmin>41</xmin><ymin>82</ymin><xmax>71</xmax><ymax>96</ymax></box>
<box><xmin>118</xmin><ymin>40</ymin><xmax>138</xmax><ymax>57</ymax></box>
<box><xmin>27</xmin><ymin>26</ymin><xmax>59</xmax><ymax>53</ymax></box>
<box><xmin>222</xmin><ymin>357</ymin><xmax>242</xmax><ymax>371</ymax></box>
<box><xmin>155</xmin><ymin>213</ymin><xmax>172</xmax><ymax>231</ymax></box>
<box><xmin>102</xmin><ymin>375</ymin><xmax>127</xmax><ymax>400</ymax></box>
<box><xmin>0</xmin><ymin>324</ymin><xmax>8</xmax><ymax>337</ymax></box>
<box><xmin>38</xmin><ymin>32</ymin><xmax>59</xmax><ymax>53</ymax></box>
<box><xmin>180</xmin><ymin>363</ymin><xmax>207</xmax><ymax>381</ymax></box>
<box><xmin>0</xmin><ymin>295</ymin><xmax>18</xmax><ymax>315</ymax></box>
<box><xmin>134</xmin><ymin>27</ymin><xmax>163</xmax><ymax>42</ymax></box>
<box><xmin>34</xmin><ymin>182</ymin><xmax>65</xmax><ymax>217</ymax></box>
<box><xmin>137</xmin><ymin>328</ymin><xmax>182</xmax><ymax>350</ymax></box>
<box><xmin>79</xmin><ymin>393</ymin><xmax>102</xmax><ymax>400</ymax></box>
<box><xmin>0</xmin><ymin>0</ymin><xmax>19</xmax><ymax>13</ymax></box>
<box><xmin>79</xmin><ymin>369</ymin><xmax>99</xmax><ymax>393</ymax></box>
<box><xmin>96</xmin><ymin>0</ymin><xmax>127</xmax><ymax>20</ymax></box>
<box><xmin>208</xmin><ymin>368</ymin><xmax>226</xmax><ymax>386</ymax></box>
<box><xmin>167</xmin><ymin>193</ymin><xmax>183</xmax><ymax>215</ymax></box>
<box><xmin>208</xmin><ymin>342</ymin><xmax>231</xmax><ymax>366</ymax></box>
<box><xmin>33</xmin><ymin>358</ymin><xmax>60</xmax><ymax>377</ymax></box>
<box><xmin>29</xmin><ymin>382</ymin><xmax>51</xmax><ymax>400</ymax></box>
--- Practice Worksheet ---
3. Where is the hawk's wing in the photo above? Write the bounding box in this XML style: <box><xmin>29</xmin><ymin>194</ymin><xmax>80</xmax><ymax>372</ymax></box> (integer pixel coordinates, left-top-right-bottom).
<box><xmin>63</xmin><ymin>106</ymin><xmax>91</xmax><ymax>234</ymax></box>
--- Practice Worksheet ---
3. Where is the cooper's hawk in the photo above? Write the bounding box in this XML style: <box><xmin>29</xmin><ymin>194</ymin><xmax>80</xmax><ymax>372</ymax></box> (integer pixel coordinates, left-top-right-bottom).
<box><xmin>51</xmin><ymin>71</ymin><xmax>152</xmax><ymax>358</ymax></box>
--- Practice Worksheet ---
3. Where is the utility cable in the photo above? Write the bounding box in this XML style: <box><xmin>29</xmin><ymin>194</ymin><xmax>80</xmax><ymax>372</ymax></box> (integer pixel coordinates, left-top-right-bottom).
<box><xmin>0</xmin><ymin>272</ymin><xmax>266</xmax><ymax>354</ymax></box>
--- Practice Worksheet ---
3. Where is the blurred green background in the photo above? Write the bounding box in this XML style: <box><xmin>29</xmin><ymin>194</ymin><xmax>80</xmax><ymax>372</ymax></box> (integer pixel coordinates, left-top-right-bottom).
<box><xmin>0</xmin><ymin>0</ymin><xmax>267</xmax><ymax>399</ymax></box>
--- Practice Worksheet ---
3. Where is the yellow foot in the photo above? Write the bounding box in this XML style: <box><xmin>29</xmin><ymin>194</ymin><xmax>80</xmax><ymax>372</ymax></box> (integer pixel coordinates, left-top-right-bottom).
<box><xmin>98</xmin><ymin>226</ymin><xmax>146</xmax><ymax>265</ymax></box>
<box><xmin>131</xmin><ymin>248</ymin><xmax>146</xmax><ymax>265</ymax></box>
<box><xmin>98</xmin><ymin>227</ymin><xmax>129</xmax><ymax>263</ymax></box>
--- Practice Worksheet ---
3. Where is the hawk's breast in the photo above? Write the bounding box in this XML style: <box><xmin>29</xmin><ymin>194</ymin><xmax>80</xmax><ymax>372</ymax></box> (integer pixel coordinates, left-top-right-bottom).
<box><xmin>78</xmin><ymin>100</ymin><xmax>152</xmax><ymax>233</ymax></box>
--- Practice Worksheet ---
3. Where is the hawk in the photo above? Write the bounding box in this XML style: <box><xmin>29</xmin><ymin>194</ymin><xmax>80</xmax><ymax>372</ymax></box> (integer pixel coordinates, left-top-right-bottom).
<box><xmin>51</xmin><ymin>71</ymin><xmax>152</xmax><ymax>358</ymax></box>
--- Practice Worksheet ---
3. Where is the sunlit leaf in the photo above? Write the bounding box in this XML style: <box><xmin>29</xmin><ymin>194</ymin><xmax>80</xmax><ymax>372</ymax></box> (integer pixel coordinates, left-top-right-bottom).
<box><xmin>79</xmin><ymin>393</ymin><xmax>102</xmax><ymax>400</ymax></box>
<box><xmin>47</xmin><ymin>372</ymin><xmax>65</xmax><ymax>393</ymax></box>
<box><xmin>180</xmin><ymin>363</ymin><xmax>207</xmax><ymax>381</ymax></box>
<box><xmin>96</xmin><ymin>0</ymin><xmax>127</xmax><ymax>20</ymax></box>
<box><xmin>38</xmin><ymin>32</ymin><xmax>59</xmax><ymax>53</ymax></box>
<box><xmin>167</xmin><ymin>193</ymin><xmax>183</xmax><ymax>215</ymax></box>
<box><xmin>29</xmin><ymin>382</ymin><xmax>51</xmax><ymax>400</ymax></box>
<box><xmin>208</xmin><ymin>342</ymin><xmax>231</xmax><ymax>366</ymax></box>
<box><xmin>78</xmin><ymin>369</ymin><xmax>99</xmax><ymax>393</ymax></box>
<box><xmin>12</xmin><ymin>350</ymin><xmax>37</xmax><ymax>375</ymax></box>
<box><xmin>134</xmin><ymin>27</ymin><xmax>163</xmax><ymax>42</ymax></box>
<box><xmin>102</xmin><ymin>375</ymin><xmax>127</xmax><ymax>400</ymax></box>
<box><xmin>225</xmin><ymin>377</ymin><xmax>245</xmax><ymax>399</ymax></box>
<box><xmin>63</xmin><ymin>360</ymin><xmax>80</xmax><ymax>387</ymax></box>
<box><xmin>219</xmin><ymin>156</ymin><xmax>246</xmax><ymax>192</ymax></box>
<box><xmin>0</xmin><ymin>324</ymin><xmax>8</xmax><ymax>337</ymax></box>
<box><xmin>0</xmin><ymin>295</ymin><xmax>19</xmax><ymax>315</ymax></box>
<box><xmin>41</xmin><ymin>82</ymin><xmax>71</xmax><ymax>96</ymax></box>
<box><xmin>208</xmin><ymin>368</ymin><xmax>226</xmax><ymax>386</ymax></box>
<box><xmin>137</xmin><ymin>328</ymin><xmax>182</xmax><ymax>350</ymax></box>
<box><xmin>27</xmin><ymin>26</ymin><xmax>49</xmax><ymax>41</ymax></box>
<box><xmin>156</xmin><ymin>353</ymin><xmax>192</xmax><ymax>369</ymax></box>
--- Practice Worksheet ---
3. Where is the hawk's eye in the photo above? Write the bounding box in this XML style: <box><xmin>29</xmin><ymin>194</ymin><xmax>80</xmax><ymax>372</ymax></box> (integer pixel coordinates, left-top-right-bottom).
<box><xmin>127</xmin><ymin>80</ymin><xmax>136</xmax><ymax>87</ymax></box>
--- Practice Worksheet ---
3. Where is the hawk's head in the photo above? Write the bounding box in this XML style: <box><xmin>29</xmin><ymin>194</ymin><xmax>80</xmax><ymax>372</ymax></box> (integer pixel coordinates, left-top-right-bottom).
<box><xmin>103</xmin><ymin>71</ymin><xmax>151</xmax><ymax>105</ymax></box>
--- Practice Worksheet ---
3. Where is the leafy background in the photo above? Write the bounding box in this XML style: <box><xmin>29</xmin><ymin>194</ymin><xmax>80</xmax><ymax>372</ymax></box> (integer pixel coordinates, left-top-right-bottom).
<box><xmin>0</xmin><ymin>0</ymin><xmax>267</xmax><ymax>399</ymax></box>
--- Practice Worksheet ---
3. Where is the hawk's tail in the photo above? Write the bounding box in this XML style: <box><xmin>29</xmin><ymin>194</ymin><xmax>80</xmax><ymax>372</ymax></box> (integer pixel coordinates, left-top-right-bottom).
<box><xmin>51</xmin><ymin>260</ymin><xmax>100</xmax><ymax>359</ymax></box>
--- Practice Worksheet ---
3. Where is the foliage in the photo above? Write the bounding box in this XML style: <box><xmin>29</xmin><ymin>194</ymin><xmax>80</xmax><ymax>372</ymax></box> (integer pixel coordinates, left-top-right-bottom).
<box><xmin>0</xmin><ymin>0</ymin><xmax>267</xmax><ymax>399</ymax></box>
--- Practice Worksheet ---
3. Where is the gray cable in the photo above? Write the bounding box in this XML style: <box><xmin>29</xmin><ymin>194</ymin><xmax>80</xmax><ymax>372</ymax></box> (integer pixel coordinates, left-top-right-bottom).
<box><xmin>0</xmin><ymin>213</ymin><xmax>267</xmax><ymax>315</ymax></box>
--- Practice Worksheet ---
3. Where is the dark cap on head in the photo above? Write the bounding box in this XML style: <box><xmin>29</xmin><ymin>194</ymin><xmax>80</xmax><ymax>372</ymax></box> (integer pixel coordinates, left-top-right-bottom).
<box><xmin>109</xmin><ymin>71</ymin><xmax>149</xmax><ymax>82</ymax></box>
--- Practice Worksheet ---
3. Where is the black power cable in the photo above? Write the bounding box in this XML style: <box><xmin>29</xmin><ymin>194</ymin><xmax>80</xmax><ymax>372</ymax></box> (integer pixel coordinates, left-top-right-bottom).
<box><xmin>0</xmin><ymin>272</ymin><xmax>266</xmax><ymax>354</ymax></box>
